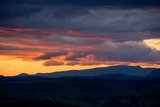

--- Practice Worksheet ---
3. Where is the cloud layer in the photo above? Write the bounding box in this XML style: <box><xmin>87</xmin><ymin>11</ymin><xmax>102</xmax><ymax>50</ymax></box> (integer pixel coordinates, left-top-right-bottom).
<box><xmin>0</xmin><ymin>28</ymin><xmax>159</xmax><ymax>67</ymax></box>
<box><xmin>0</xmin><ymin>1</ymin><xmax>160</xmax><ymax>67</ymax></box>
<box><xmin>1</xmin><ymin>7</ymin><xmax>160</xmax><ymax>34</ymax></box>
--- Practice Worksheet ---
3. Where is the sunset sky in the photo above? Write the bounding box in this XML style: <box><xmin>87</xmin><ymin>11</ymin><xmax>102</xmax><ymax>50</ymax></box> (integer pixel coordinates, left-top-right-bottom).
<box><xmin>0</xmin><ymin>0</ymin><xmax>160</xmax><ymax>76</ymax></box>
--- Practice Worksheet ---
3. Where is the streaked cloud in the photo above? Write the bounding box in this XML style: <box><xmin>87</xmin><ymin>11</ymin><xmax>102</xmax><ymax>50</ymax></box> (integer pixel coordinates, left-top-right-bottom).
<box><xmin>0</xmin><ymin>28</ymin><xmax>159</xmax><ymax>67</ymax></box>
<box><xmin>0</xmin><ymin>0</ymin><xmax>160</xmax><ymax>75</ymax></box>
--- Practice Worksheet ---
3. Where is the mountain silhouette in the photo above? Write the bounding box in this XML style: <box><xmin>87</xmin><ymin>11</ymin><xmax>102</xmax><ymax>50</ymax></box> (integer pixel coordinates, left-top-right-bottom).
<box><xmin>32</xmin><ymin>65</ymin><xmax>154</xmax><ymax>78</ymax></box>
<box><xmin>17</xmin><ymin>73</ymin><xmax>29</xmax><ymax>77</ymax></box>
<box><xmin>93</xmin><ymin>74</ymin><xmax>141</xmax><ymax>80</ymax></box>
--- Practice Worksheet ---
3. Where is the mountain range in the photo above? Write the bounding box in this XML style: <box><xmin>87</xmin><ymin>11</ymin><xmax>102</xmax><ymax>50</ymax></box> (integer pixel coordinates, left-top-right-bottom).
<box><xmin>14</xmin><ymin>65</ymin><xmax>159</xmax><ymax>79</ymax></box>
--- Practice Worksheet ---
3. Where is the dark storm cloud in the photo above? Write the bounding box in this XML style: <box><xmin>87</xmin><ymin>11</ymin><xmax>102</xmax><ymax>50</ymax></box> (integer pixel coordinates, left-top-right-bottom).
<box><xmin>100</xmin><ymin>41</ymin><xmax>160</xmax><ymax>62</ymax></box>
<box><xmin>35</xmin><ymin>51</ymin><xmax>68</xmax><ymax>60</ymax></box>
<box><xmin>102</xmin><ymin>32</ymin><xmax>160</xmax><ymax>42</ymax></box>
<box><xmin>1</xmin><ymin>27</ymin><xmax>159</xmax><ymax>43</ymax></box>
<box><xmin>0</xmin><ymin>4</ymin><xmax>41</xmax><ymax>23</ymax></box>
<box><xmin>82</xmin><ymin>41</ymin><xmax>160</xmax><ymax>63</ymax></box>
<box><xmin>1</xmin><ymin>7</ymin><xmax>160</xmax><ymax>36</ymax></box>
<box><xmin>0</xmin><ymin>0</ymin><xmax>160</xmax><ymax>33</ymax></box>
<box><xmin>69</xmin><ymin>9</ymin><xmax>160</xmax><ymax>33</ymax></box>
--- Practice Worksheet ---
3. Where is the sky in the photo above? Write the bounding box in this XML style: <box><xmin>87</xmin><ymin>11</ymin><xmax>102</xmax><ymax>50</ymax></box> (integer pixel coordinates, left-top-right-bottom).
<box><xmin>0</xmin><ymin>0</ymin><xmax>160</xmax><ymax>76</ymax></box>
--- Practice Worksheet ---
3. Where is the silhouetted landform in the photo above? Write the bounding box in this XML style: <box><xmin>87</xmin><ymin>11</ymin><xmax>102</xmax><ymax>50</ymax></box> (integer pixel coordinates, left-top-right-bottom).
<box><xmin>21</xmin><ymin>65</ymin><xmax>156</xmax><ymax>78</ymax></box>
<box><xmin>0</xmin><ymin>76</ymin><xmax>160</xmax><ymax>107</ymax></box>
<box><xmin>147</xmin><ymin>69</ymin><xmax>160</xmax><ymax>79</ymax></box>
<box><xmin>94</xmin><ymin>74</ymin><xmax>142</xmax><ymax>79</ymax></box>
<box><xmin>17</xmin><ymin>73</ymin><xmax>30</xmax><ymax>77</ymax></box>
<box><xmin>1</xmin><ymin>94</ymin><xmax>160</xmax><ymax>107</ymax></box>
<box><xmin>0</xmin><ymin>65</ymin><xmax>160</xmax><ymax>107</ymax></box>
<box><xmin>0</xmin><ymin>100</ymin><xmax>79</xmax><ymax>107</ymax></box>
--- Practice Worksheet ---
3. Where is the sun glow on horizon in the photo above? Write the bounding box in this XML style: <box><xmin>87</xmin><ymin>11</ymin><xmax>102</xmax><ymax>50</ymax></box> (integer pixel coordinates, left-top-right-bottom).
<box><xmin>0</xmin><ymin>59</ymin><xmax>108</xmax><ymax>76</ymax></box>
<box><xmin>0</xmin><ymin>57</ymin><xmax>160</xmax><ymax>76</ymax></box>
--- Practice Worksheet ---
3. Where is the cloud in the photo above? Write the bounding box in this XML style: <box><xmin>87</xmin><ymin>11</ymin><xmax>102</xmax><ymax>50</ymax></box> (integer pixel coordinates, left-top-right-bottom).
<box><xmin>39</xmin><ymin>34</ymin><xmax>104</xmax><ymax>46</ymax></box>
<box><xmin>101</xmin><ymin>41</ymin><xmax>160</xmax><ymax>62</ymax></box>
<box><xmin>0</xmin><ymin>44</ymin><xmax>38</xmax><ymax>51</ymax></box>
<box><xmin>65</xmin><ymin>52</ymin><xmax>87</xmax><ymax>61</ymax></box>
<box><xmin>70</xmin><ymin>9</ymin><xmax>160</xmax><ymax>33</ymax></box>
<box><xmin>61</xmin><ymin>40</ymin><xmax>160</xmax><ymax>63</ymax></box>
<box><xmin>1</xmin><ymin>27</ymin><xmax>159</xmax><ymax>46</ymax></box>
<box><xmin>43</xmin><ymin>60</ymin><xmax>64</xmax><ymax>66</ymax></box>
<box><xmin>0</xmin><ymin>1</ymin><xmax>159</xmax><ymax>68</ymax></box>
<box><xmin>1</xmin><ymin>7</ymin><xmax>159</xmax><ymax>44</ymax></box>
<box><xmin>0</xmin><ymin>27</ymin><xmax>160</xmax><ymax>66</ymax></box>
<box><xmin>0</xmin><ymin>44</ymin><xmax>24</xmax><ymax>50</ymax></box>
<box><xmin>38</xmin><ymin>40</ymin><xmax>160</xmax><ymax>66</ymax></box>
<box><xmin>66</xmin><ymin>61</ymin><xmax>80</xmax><ymax>66</ymax></box>
<box><xmin>35</xmin><ymin>51</ymin><xmax>68</xmax><ymax>60</ymax></box>
<box><xmin>1</xmin><ymin>6</ymin><xmax>160</xmax><ymax>34</ymax></box>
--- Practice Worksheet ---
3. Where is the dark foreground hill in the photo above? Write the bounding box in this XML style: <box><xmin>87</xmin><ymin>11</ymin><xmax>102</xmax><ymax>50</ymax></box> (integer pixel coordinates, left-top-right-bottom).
<box><xmin>0</xmin><ymin>76</ymin><xmax>160</xmax><ymax>107</ymax></box>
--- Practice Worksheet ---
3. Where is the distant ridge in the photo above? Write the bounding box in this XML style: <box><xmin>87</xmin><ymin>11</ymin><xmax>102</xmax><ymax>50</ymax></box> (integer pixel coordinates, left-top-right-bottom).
<box><xmin>33</xmin><ymin>65</ymin><xmax>155</xmax><ymax>78</ymax></box>
<box><xmin>1</xmin><ymin>65</ymin><xmax>159</xmax><ymax>80</ymax></box>
<box><xmin>94</xmin><ymin>74</ymin><xmax>141</xmax><ymax>80</ymax></box>
<box><xmin>17</xmin><ymin>73</ymin><xmax>29</xmax><ymax>77</ymax></box>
